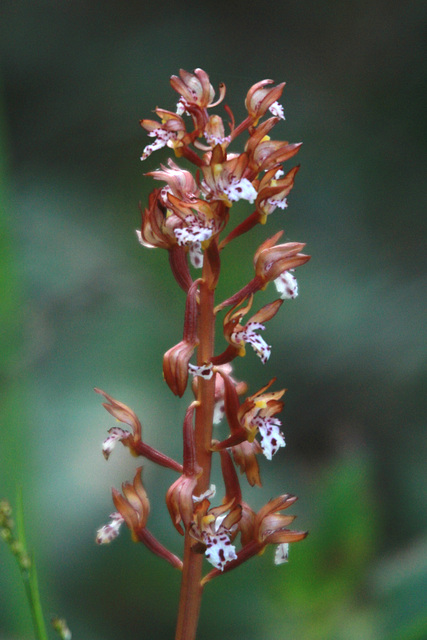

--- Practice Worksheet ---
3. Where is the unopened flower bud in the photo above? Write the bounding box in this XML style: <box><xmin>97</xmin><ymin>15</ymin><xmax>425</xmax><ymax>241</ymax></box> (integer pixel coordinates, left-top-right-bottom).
<box><xmin>163</xmin><ymin>279</ymin><xmax>200</xmax><ymax>396</ymax></box>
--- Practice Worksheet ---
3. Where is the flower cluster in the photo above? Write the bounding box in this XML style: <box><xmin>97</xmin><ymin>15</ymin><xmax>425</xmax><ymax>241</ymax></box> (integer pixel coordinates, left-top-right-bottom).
<box><xmin>97</xmin><ymin>67</ymin><xmax>309</xmax><ymax>611</ymax></box>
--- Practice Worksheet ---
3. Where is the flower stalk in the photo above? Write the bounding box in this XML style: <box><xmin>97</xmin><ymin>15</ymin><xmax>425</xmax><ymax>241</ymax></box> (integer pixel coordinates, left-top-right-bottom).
<box><xmin>0</xmin><ymin>490</ymin><xmax>72</xmax><ymax>640</ymax></box>
<box><xmin>96</xmin><ymin>68</ymin><xmax>310</xmax><ymax>640</ymax></box>
<box><xmin>174</xmin><ymin>256</ymin><xmax>217</xmax><ymax>640</ymax></box>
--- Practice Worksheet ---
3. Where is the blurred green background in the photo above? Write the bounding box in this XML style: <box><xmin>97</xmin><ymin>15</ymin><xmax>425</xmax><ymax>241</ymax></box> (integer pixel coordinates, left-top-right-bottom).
<box><xmin>1</xmin><ymin>1</ymin><xmax>426</xmax><ymax>639</ymax></box>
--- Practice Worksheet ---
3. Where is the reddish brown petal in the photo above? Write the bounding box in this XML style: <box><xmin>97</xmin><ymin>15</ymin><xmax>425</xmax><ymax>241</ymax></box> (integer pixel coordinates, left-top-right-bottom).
<box><xmin>168</xmin><ymin>245</ymin><xmax>193</xmax><ymax>293</ymax></box>
<box><xmin>248</xmin><ymin>299</ymin><xmax>283</xmax><ymax>324</ymax></box>
<box><xmin>138</xmin><ymin>189</ymin><xmax>177</xmax><ymax>250</ymax></box>
<box><xmin>222</xmin><ymin>504</ymin><xmax>243</xmax><ymax>530</ymax></box>
<box><xmin>217</xmin><ymin>368</ymin><xmax>245</xmax><ymax>434</ymax></box>
<box><xmin>262</xmin><ymin>529</ymin><xmax>308</xmax><ymax>544</ymax></box>
<box><xmin>94</xmin><ymin>388</ymin><xmax>142</xmax><ymax>441</ymax></box>
<box><xmin>259</xmin><ymin>142</ymin><xmax>302</xmax><ymax>172</ymax></box>
<box><xmin>112</xmin><ymin>489</ymin><xmax>139</xmax><ymax>534</ymax></box>
<box><xmin>166</xmin><ymin>474</ymin><xmax>198</xmax><ymax>535</ymax></box>
<box><xmin>256</xmin><ymin>494</ymin><xmax>298</xmax><ymax>521</ymax></box>
<box><xmin>254</xmin><ymin>239</ymin><xmax>310</xmax><ymax>283</ymax></box>
<box><xmin>257</xmin><ymin>514</ymin><xmax>297</xmax><ymax>542</ymax></box>
<box><xmin>220</xmin><ymin>449</ymin><xmax>242</xmax><ymax>504</ymax></box>
<box><xmin>245</xmin><ymin>80</ymin><xmax>285</xmax><ymax>120</ymax></box>
<box><xmin>232</xmin><ymin>440</ymin><xmax>262</xmax><ymax>487</ymax></box>
<box><xmin>257</xmin><ymin>165</ymin><xmax>300</xmax><ymax>202</ymax></box>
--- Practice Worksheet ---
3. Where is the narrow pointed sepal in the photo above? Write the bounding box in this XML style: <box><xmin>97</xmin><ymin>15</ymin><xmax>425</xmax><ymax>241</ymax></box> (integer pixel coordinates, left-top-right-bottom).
<box><xmin>95</xmin><ymin>388</ymin><xmax>182</xmax><ymax>472</ymax></box>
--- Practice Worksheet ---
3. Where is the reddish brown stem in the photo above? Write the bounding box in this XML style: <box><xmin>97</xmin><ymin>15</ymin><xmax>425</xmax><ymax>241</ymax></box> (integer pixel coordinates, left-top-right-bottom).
<box><xmin>215</xmin><ymin>275</ymin><xmax>263</xmax><ymax>311</ymax></box>
<box><xmin>211</xmin><ymin>429</ymin><xmax>248</xmax><ymax>450</ymax></box>
<box><xmin>138</xmin><ymin>528</ymin><xmax>183</xmax><ymax>570</ymax></box>
<box><xmin>210</xmin><ymin>344</ymin><xmax>238</xmax><ymax>366</ymax></box>
<box><xmin>218</xmin><ymin>210</ymin><xmax>260</xmax><ymax>250</ymax></box>
<box><xmin>133</xmin><ymin>441</ymin><xmax>183</xmax><ymax>473</ymax></box>
<box><xmin>175</xmin><ymin>243</ymin><xmax>217</xmax><ymax>640</ymax></box>
<box><xmin>230</xmin><ymin>115</ymin><xmax>254</xmax><ymax>141</ymax></box>
<box><xmin>180</xmin><ymin>144</ymin><xmax>204</xmax><ymax>167</ymax></box>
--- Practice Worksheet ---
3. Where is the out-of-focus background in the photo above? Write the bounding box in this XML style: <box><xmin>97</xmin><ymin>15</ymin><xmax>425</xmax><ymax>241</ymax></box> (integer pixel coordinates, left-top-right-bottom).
<box><xmin>1</xmin><ymin>1</ymin><xmax>426</xmax><ymax>639</ymax></box>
